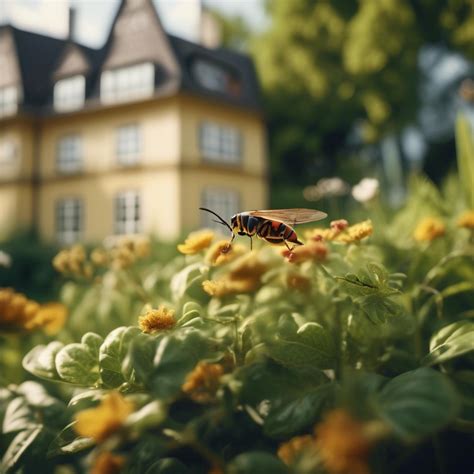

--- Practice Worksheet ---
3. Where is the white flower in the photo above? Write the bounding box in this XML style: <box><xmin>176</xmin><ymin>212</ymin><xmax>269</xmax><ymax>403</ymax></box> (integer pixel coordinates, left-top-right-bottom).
<box><xmin>0</xmin><ymin>250</ymin><xmax>11</xmax><ymax>268</ymax></box>
<box><xmin>303</xmin><ymin>177</ymin><xmax>350</xmax><ymax>201</ymax></box>
<box><xmin>352</xmin><ymin>178</ymin><xmax>379</xmax><ymax>203</ymax></box>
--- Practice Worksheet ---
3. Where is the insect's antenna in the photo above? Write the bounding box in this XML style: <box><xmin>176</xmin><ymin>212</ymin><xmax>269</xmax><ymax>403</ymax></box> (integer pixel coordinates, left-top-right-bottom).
<box><xmin>199</xmin><ymin>207</ymin><xmax>233</xmax><ymax>233</ymax></box>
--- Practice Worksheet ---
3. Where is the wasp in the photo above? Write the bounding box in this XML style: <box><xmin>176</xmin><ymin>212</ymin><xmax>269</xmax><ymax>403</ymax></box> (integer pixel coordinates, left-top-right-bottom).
<box><xmin>199</xmin><ymin>208</ymin><xmax>327</xmax><ymax>251</ymax></box>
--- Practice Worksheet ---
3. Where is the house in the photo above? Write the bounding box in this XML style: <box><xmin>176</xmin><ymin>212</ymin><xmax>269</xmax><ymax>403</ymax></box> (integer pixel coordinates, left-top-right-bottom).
<box><xmin>0</xmin><ymin>0</ymin><xmax>267</xmax><ymax>244</ymax></box>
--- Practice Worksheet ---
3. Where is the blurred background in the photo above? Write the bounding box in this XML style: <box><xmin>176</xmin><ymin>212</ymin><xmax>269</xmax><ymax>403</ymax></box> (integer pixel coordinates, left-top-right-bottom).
<box><xmin>0</xmin><ymin>0</ymin><xmax>473</xmax><ymax>297</ymax></box>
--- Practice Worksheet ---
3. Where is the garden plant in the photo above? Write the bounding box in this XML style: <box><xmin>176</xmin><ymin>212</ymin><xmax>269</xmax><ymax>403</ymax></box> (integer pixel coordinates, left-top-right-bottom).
<box><xmin>0</xmin><ymin>117</ymin><xmax>473</xmax><ymax>474</ymax></box>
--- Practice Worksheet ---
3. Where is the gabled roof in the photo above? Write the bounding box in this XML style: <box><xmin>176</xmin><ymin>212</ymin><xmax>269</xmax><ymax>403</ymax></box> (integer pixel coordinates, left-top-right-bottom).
<box><xmin>0</xmin><ymin>2</ymin><xmax>261</xmax><ymax>115</ymax></box>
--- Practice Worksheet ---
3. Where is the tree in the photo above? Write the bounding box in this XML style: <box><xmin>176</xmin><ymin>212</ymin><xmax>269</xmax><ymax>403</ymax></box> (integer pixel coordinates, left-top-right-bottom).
<box><xmin>251</xmin><ymin>0</ymin><xmax>474</xmax><ymax>188</ymax></box>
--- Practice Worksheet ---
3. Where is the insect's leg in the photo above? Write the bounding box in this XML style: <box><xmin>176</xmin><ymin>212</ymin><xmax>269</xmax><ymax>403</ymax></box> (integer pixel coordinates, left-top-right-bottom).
<box><xmin>284</xmin><ymin>240</ymin><xmax>292</xmax><ymax>251</ymax></box>
<box><xmin>249</xmin><ymin>236</ymin><xmax>253</xmax><ymax>250</ymax></box>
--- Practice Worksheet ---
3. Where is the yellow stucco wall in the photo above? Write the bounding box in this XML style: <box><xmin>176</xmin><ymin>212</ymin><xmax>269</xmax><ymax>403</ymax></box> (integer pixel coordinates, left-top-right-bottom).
<box><xmin>0</xmin><ymin>94</ymin><xmax>267</xmax><ymax>242</ymax></box>
<box><xmin>0</xmin><ymin>118</ymin><xmax>35</xmax><ymax>237</ymax></box>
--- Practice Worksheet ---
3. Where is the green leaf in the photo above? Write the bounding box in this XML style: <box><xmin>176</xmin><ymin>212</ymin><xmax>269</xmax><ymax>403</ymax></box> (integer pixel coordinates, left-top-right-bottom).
<box><xmin>375</xmin><ymin>368</ymin><xmax>460</xmax><ymax>441</ymax></box>
<box><xmin>47</xmin><ymin>421</ymin><xmax>94</xmax><ymax>457</ymax></box>
<box><xmin>227</xmin><ymin>452</ymin><xmax>288</xmax><ymax>474</ymax></box>
<box><xmin>128</xmin><ymin>333</ymin><xmax>158</xmax><ymax>386</ymax></box>
<box><xmin>451</xmin><ymin>370</ymin><xmax>474</xmax><ymax>424</ymax></box>
<box><xmin>125</xmin><ymin>400</ymin><xmax>167</xmax><ymax>432</ymax></box>
<box><xmin>423</xmin><ymin>320</ymin><xmax>474</xmax><ymax>366</ymax></box>
<box><xmin>99</xmin><ymin>326</ymin><xmax>140</xmax><ymax>387</ymax></box>
<box><xmin>1</xmin><ymin>427</ymin><xmax>42</xmax><ymax>472</ymax></box>
<box><xmin>263</xmin><ymin>383</ymin><xmax>335</xmax><ymax>439</ymax></box>
<box><xmin>177</xmin><ymin>301</ymin><xmax>202</xmax><ymax>325</ymax></box>
<box><xmin>266</xmin><ymin>322</ymin><xmax>335</xmax><ymax>370</ymax></box>
<box><xmin>149</xmin><ymin>329</ymin><xmax>216</xmax><ymax>399</ymax></box>
<box><xmin>22</xmin><ymin>342</ymin><xmax>64</xmax><ymax>381</ymax></box>
<box><xmin>358</xmin><ymin>294</ymin><xmax>404</xmax><ymax>324</ymax></box>
<box><xmin>2</xmin><ymin>397</ymin><xmax>39</xmax><ymax>434</ymax></box>
<box><xmin>170</xmin><ymin>263</ymin><xmax>206</xmax><ymax>301</ymax></box>
<box><xmin>55</xmin><ymin>333</ymin><xmax>102</xmax><ymax>386</ymax></box>
<box><xmin>236</xmin><ymin>359</ymin><xmax>328</xmax><ymax>407</ymax></box>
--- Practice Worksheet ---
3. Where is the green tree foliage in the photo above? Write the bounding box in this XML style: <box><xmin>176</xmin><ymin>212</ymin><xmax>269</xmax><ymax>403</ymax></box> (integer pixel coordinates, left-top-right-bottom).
<box><xmin>252</xmin><ymin>0</ymin><xmax>474</xmax><ymax>185</ymax></box>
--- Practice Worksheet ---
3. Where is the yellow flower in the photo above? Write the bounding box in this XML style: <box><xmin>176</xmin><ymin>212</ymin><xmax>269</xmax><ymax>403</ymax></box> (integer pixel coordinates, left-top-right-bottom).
<box><xmin>202</xmin><ymin>278</ymin><xmax>259</xmax><ymax>297</ymax></box>
<box><xmin>413</xmin><ymin>217</ymin><xmax>445</xmax><ymax>242</ymax></box>
<box><xmin>334</xmin><ymin>220</ymin><xmax>373</xmax><ymax>244</ymax></box>
<box><xmin>457</xmin><ymin>210</ymin><xmax>474</xmax><ymax>229</ymax></box>
<box><xmin>25</xmin><ymin>302</ymin><xmax>67</xmax><ymax>334</ymax></box>
<box><xmin>205</xmin><ymin>240</ymin><xmax>245</xmax><ymax>266</ymax></box>
<box><xmin>227</xmin><ymin>252</ymin><xmax>267</xmax><ymax>280</ymax></box>
<box><xmin>177</xmin><ymin>230</ymin><xmax>214</xmax><ymax>255</ymax></box>
<box><xmin>182</xmin><ymin>362</ymin><xmax>224</xmax><ymax>403</ymax></box>
<box><xmin>74</xmin><ymin>392</ymin><xmax>134</xmax><ymax>442</ymax></box>
<box><xmin>133</xmin><ymin>235</ymin><xmax>151</xmax><ymax>258</ymax></box>
<box><xmin>305</xmin><ymin>220</ymin><xmax>373</xmax><ymax>244</ymax></box>
<box><xmin>278</xmin><ymin>435</ymin><xmax>315</xmax><ymax>465</ymax></box>
<box><xmin>91</xmin><ymin>248</ymin><xmax>109</xmax><ymax>266</ymax></box>
<box><xmin>52</xmin><ymin>250</ymin><xmax>69</xmax><ymax>273</ymax></box>
<box><xmin>314</xmin><ymin>410</ymin><xmax>371</xmax><ymax>474</ymax></box>
<box><xmin>138</xmin><ymin>306</ymin><xmax>176</xmax><ymax>333</ymax></box>
<box><xmin>282</xmin><ymin>241</ymin><xmax>328</xmax><ymax>264</ymax></box>
<box><xmin>91</xmin><ymin>452</ymin><xmax>125</xmax><ymax>474</ymax></box>
<box><xmin>0</xmin><ymin>288</ymin><xmax>66</xmax><ymax>333</ymax></box>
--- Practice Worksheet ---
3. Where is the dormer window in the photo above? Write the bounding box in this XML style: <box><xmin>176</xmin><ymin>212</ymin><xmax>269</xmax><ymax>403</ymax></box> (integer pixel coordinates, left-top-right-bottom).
<box><xmin>100</xmin><ymin>62</ymin><xmax>154</xmax><ymax>104</ymax></box>
<box><xmin>191</xmin><ymin>59</ymin><xmax>241</xmax><ymax>96</ymax></box>
<box><xmin>54</xmin><ymin>75</ymin><xmax>85</xmax><ymax>112</ymax></box>
<box><xmin>0</xmin><ymin>86</ymin><xmax>18</xmax><ymax>117</ymax></box>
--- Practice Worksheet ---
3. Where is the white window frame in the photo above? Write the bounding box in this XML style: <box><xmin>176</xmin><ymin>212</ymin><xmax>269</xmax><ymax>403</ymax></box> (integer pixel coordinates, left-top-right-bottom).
<box><xmin>0</xmin><ymin>86</ymin><xmax>18</xmax><ymax>117</ymax></box>
<box><xmin>199</xmin><ymin>122</ymin><xmax>242</xmax><ymax>165</ymax></box>
<box><xmin>100</xmin><ymin>62</ymin><xmax>154</xmax><ymax>104</ymax></box>
<box><xmin>0</xmin><ymin>139</ymin><xmax>17</xmax><ymax>164</ymax></box>
<box><xmin>201</xmin><ymin>188</ymin><xmax>239</xmax><ymax>231</ymax></box>
<box><xmin>56</xmin><ymin>134</ymin><xmax>83</xmax><ymax>174</ymax></box>
<box><xmin>56</xmin><ymin>198</ymin><xmax>83</xmax><ymax>244</ymax></box>
<box><xmin>54</xmin><ymin>75</ymin><xmax>85</xmax><ymax>112</ymax></box>
<box><xmin>116</xmin><ymin>124</ymin><xmax>141</xmax><ymax>166</ymax></box>
<box><xmin>115</xmin><ymin>191</ymin><xmax>141</xmax><ymax>235</ymax></box>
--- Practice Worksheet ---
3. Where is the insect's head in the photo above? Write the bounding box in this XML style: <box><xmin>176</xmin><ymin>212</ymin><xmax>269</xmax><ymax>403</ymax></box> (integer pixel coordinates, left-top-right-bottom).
<box><xmin>199</xmin><ymin>208</ymin><xmax>234</xmax><ymax>234</ymax></box>
<box><xmin>230</xmin><ymin>215</ymin><xmax>239</xmax><ymax>233</ymax></box>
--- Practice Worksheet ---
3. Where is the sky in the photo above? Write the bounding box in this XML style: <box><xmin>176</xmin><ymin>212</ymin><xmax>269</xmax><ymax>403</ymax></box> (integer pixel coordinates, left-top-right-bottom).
<box><xmin>0</xmin><ymin>0</ymin><xmax>267</xmax><ymax>47</ymax></box>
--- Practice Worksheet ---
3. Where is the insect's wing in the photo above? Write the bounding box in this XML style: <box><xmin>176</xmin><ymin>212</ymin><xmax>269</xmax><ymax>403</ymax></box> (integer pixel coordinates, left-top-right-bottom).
<box><xmin>247</xmin><ymin>209</ymin><xmax>327</xmax><ymax>225</ymax></box>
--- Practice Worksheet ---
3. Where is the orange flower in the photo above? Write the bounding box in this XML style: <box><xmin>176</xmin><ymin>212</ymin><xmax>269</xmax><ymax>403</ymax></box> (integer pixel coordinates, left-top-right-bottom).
<box><xmin>138</xmin><ymin>306</ymin><xmax>175</xmax><ymax>333</ymax></box>
<box><xmin>74</xmin><ymin>392</ymin><xmax>134</xmax><ymax>442</ymax></box>
<box><xmin>202</xmin><ymin>278</ymin><xmax>259</xmax><ymax>297</ymax></box>
<box><xmin>91</xmin><ymin>452</ymin><xmax>126</xmax><ymax>474</ymax></box>
<box><xmin>413</xmin><ymin>217</ymin><xmax>445</xmax><ymax>242</ymax></box>
<box><xmin>205</xmin><ymin>240</ymin><xmax>245</xmax><ymax>266</ymax></box>
<box><xmin>0</xmin><ymin>288</ymin><xmax>66</xmax><ymax>334</ymax></box>
<box><xmin>278</xmin><ymin>435</ymin><xmax>315</xmax><ymax>465</ymax></box>
<box><xmin>305</xmin><ymin>220</ymin><xmax>373</xmax><ymax>244</ymax></box>
<box><xmin>182</xmin><ymin>362</ymin><xmax>224</xmax><ymax>403</ymax></box>
<box><xmin>457</xmin><ymin>210</ymin><xmax>474</xmax><ymax>230</ymax></box>
<box><xmin>282</xmin><ymin>241</ymin><xmax>328</xmax><ymax>264</ymax></box>
<box><xmin>177</xmin><ymin>230</ymin><xmax>214</xmax><ymax>254</ymax></box>
<box><xmin>315</xmin><ymin>410</ymin><xmax>371</xmax><ymax>474</ymax></box>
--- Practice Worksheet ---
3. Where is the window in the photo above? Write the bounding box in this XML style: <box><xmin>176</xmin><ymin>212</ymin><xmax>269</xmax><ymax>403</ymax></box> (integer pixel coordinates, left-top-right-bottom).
<box><xmin>0</xmin><ymin>86</ymin><xmax>18</xmax><ymax>117</ymax></box>
<box><xmin>101</xmin><ymin>63</ymin><xmax>154</xmax><ymax>104</ymax></box>
<box><xmin>191</xmin><ymin>59</ymin><xmax>241</xmax><ymax>96</ymax></box>
<box><xmin>199</xmin><ymin>122</ymin><xmax>241</xmax><ymax>164</ymax></box>
<box><xmin>201</xmin><ymin>188</ymin><xmax>239</xmax><ymax>231</ymax></box>
<box><xmin>0</xmin><ymin>139</ymin><xmax>17</xmax><ymax>164</ymax></box>
<box><xmin>115</xmin><ymin>191</ymin><xmax>140</xmax><ymax>235</ymax></box>
<box><xmin>54</xmin><ymin>75</ymin><xmax>85</xmax><ymax>112</ymax></box>
<box><xmin>56</xmin><ymin>198</ymin><xmax>83</xmax><ymax>244</ymax></box>
<box><xmin>117</xmin><ymin>124</ymin><xmax>141</xmax><ymax>165</ymax></box>
<box><xmin>57</xmin><ymin>135</ymin><xmax>82</xmax><ymax>174</ymax></box>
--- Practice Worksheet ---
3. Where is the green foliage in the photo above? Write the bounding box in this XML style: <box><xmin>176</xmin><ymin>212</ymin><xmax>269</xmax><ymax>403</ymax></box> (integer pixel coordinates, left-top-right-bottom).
<box><xmin>455</xmin><ymin>113</ymin><xmax>474</xmax><ymax>209</ymax></box>
<box><xmin>2</xmin><ymin>173</ymin><xmax>474</xmax><ymax>472</ymax></box>
<box><xmin>251</xmin><ymin>0</ymin><xmax>474</xmax><ymax>185</ymax></box>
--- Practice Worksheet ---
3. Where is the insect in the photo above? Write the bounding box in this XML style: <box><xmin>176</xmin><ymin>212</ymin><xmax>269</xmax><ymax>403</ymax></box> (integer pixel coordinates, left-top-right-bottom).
<box><xmin>199</xmin><ymin>208</ymin><xmax>327</xmax><ymax>251</ymax></box>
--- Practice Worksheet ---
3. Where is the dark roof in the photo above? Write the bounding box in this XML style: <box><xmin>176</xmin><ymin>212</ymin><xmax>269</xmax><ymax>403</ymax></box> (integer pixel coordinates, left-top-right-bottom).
<box><xmin>168</xmin><ymin>34</ymin><xmax>261</xmax><ymax>110</ymax></box>
<box><xmin>0</xmin><ymin>15</ymin><xmax>261</xmax><ymax>115</ymax></box>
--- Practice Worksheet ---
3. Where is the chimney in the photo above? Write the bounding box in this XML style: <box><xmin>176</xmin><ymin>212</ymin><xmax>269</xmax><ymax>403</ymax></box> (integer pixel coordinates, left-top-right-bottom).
<box><xmin>68</xmin><ymin>7</ymin><xmax>76</xmax><ymax>41</ymax></box>
<box><xmin>199</xmin><ymin>8</ymin><xmax>222</xmax><ymax>49</ymax></box>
